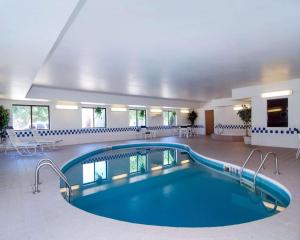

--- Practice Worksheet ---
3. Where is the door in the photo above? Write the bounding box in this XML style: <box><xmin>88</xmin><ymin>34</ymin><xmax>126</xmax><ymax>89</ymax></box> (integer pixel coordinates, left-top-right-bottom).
<box><xmin>205</xmin><ymin>110</ymin><xmax>214</xmax><ymax>135</ymax></box>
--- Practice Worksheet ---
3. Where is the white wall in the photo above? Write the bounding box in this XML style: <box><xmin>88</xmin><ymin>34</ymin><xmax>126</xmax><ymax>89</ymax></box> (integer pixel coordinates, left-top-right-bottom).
<box><xmin>0</xmin><ymin>99</ymin><xmax>201</xmax><ymax>145</ymax></box>
<box><xmin>197</xmin><ymin>98</ymin><xmax>248</xmax><ymax>136</ymax></box>
<box><xmin>233</xmin><ymin>79</ymin><xmax>300</xmax><ymax>148</ymax></box>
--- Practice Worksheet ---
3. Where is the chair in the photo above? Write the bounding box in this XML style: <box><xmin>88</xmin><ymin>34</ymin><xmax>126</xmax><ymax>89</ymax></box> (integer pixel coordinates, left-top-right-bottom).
<box><xmin>6</xmin><ymin>129</ymin><xmax>40</xmax><ymax>156</ymax></box>
<box><xmin>179</xmin><ymin>126</ymin><xmax>192</xmax><ymax>138</ymax></box>
<box><xmin>296</xmin><ymin>134</ymin><xmax>300</xmax><ymax>160</ymax></box>
<box><xmin>30</xmin><ymin>129</ymin><xmax>63</xmax><ymax>150</ymax></box>
<box><xmin>140</xmin><ymin>126</ymin><xmax>155</xmax><ymax>139</ymax></box>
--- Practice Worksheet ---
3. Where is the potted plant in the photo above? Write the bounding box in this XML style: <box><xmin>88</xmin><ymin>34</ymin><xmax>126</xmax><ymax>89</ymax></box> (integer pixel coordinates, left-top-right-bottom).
<box><xmin>95</xmin><ymin>107</ymin><xmax>102</xmax><ymax>117</ymax></box>
<box><xmin>139</xmin><ymin>110</ymin><xmax>145</xmax><ymax>119</ymax></box>
<box><xmin>236</xmin><ymin>105</ymin><xmax>252</xmax><ymax>144</ymax></box>
<box><xmin>187</xmin><ymin>110</ymin><xmax>198</xmax><ymax>127</ymax></box>
<box><xmin>170</xmin><ymin>111</ymin><xmax>177</xmax><ymax>126</ymax></box>
<box><xmin>0</xmin><ymin>105</ymin><xmax>9</xmax><ymax>143</ymax></box>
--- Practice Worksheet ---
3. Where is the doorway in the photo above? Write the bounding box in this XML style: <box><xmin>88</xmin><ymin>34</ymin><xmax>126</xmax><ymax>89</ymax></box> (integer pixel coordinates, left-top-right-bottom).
<box><xmin>205</xmin><ymin>110</ymin><xmax>214</xmax><ymax>135</ymax></box>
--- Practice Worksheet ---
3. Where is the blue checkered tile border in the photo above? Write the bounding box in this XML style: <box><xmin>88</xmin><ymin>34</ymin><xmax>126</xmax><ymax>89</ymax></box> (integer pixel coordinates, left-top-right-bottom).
<box><xmin>15</xmin><ymin>125</ymin><xmax>204</xmax><ymax>138</ymax></box>
<box><xmin>215</xmin><ymin>124</ymin><xmax>251</xmax><ymax>130</ymax></box>
<box><xmin>82</xmin><ymin>147</ymin><xmax>172</xmax><ymax>164</ymax></box>
<box><xmin>252</xmin><ymin>127</ymin><xmax>300</xmax><ymax>135</ymax></box>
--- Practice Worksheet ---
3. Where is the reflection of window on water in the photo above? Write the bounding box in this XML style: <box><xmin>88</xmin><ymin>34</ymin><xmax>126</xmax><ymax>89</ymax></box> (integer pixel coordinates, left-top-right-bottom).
<box><xmin>130</xmin><ymin>155</ymin><xmax>147</xmax><ymax>174</ymax></box>
<box><xmin>83</xmin><ymin>161</ymin><xmax>107</xmax><ymax>184</ymax></box>
<box><xmin>163</xmin><ymin>150</ymin><xmax>177</xmax><ymax>165</ymax></box>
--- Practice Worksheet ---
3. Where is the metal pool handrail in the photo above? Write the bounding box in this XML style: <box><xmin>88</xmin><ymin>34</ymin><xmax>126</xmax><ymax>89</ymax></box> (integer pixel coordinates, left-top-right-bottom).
<box><xmin>240</xmin><ymin>148</ymin><xmax>263</xmax><ymax>182</ymax></box>
<box><xmin>253</xmin><ymin>152</ymin><xmax>280</xmax><ymax>187</ymax></box>
<box><xmin>33</xmin><ymin>159</ymin><xmax>71</xmax><ymax>202</ymax></box>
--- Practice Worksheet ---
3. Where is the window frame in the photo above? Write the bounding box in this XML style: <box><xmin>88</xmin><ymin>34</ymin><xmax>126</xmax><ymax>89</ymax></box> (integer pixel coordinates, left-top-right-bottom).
<box><xmin>163</xmin><ymin>149</ymin><xmax>177</xmax><ymax>166</ymax></box>
<box><xmin>129</xmin><ymin>109</ymin><xmax>147</xmax><ymax>127</ymax></box>
<box><xmin>81</xmin><ymin>107</ymin><xmax>107</xmax><ymax>128</ymax></box>
<box><xmin>163</xmin><ymin>110</ymin><xmax>177</xmax><ymax>126</ymax></box>
<box><xmin>12</xmin><ymin>104</ymin><xmax>50</xmax><ymax>130</ymax></box>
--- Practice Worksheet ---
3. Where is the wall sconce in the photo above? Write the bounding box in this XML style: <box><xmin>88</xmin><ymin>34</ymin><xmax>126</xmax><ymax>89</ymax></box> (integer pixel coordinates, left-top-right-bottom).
<box><xmin>180</xmin><ymin>109</ymin><xmax>189</xmax><ymax>114</ymax></box>
<box><xmin>150</xmin><ymin>108</ymin><xmax>162</xmax><ymax>113</ymax></box>
<box><xmin>111</xmin><ymin>107</ymin><xmax>127</xmax><ymax>112</ymax></box>
<box><xmin>55</xmin><ymin>104</ymin><xmax>78</xmax><ymax>110</ymax></box>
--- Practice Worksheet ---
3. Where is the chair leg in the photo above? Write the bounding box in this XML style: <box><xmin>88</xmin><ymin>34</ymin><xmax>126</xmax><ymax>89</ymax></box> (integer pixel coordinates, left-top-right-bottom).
<box><xmin>296</xmin><ymin>148</ymin><xmax>300</xmax><ymax>159</ymax></box>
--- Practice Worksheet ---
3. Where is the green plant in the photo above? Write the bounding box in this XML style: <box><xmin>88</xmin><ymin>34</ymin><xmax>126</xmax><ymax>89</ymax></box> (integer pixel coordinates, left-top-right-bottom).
<box><xmin>169</xmin><ymin>111</ymin><xmax>177</xmax><ymax>126</ymax></box>
<box><xmin>0</xmin><ymin>105</ymin><xmax>9</xmax><ymax>143</ymax></box>
<box><xmin>139</xmin><ymin>110</ymin><xmax>145</xmax><ymax>119</ymax></box>
<box><xmin>95</xmin><ymin>107</ymin><xmax>102</xmax><ymax>117</ymax></box>
<box><xmin>187</xmin><ymin>110</ymin><xmax>198</xmax><ymax>126</ymax></box>
<box><xmin>236</xmin><ymin>105</ymin><xmax>251</xmax><ymax>136</ymax></box>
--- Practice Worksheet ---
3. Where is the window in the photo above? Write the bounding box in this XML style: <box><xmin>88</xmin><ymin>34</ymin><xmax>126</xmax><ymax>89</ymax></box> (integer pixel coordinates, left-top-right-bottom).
<box><xmin>267</xmin><ymin>98</ymin><xmax>288</xmax><ymax>127</ymax></box>
<box><xmin>12</xmin><ymin>105</ymin><xmax>50</xmax><ymax>130</ymax></box>
<box><xmin>129</xmin><ymin>109</ymin><xmax>146</xmax><ymax>127</ymax></box>
<box><xmin>163</xmin><ymin>150</ymin><xmax>177</xmax><ymax>165</ymax></box>
<box><xmin>163</xmin><ymin>111</ymin><xmax>177</xmax><ymax>126</ymax></box>
<box><xmin>83</xmin><ymin>161</ymin><xmax>107</xmax><ymax>184</ymax></box>
<box><xmin>130</xmin><ymin>155</ymin><xmax>147</xmax><ymax>174</ymax></box>
<box><xmin>82</xmin><ymin>107</ymin><xmax>106</xmax><ymax>128</ymax></box>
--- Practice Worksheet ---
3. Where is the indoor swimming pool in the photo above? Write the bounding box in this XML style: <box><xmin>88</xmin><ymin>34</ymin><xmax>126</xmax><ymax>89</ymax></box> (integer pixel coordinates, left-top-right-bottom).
<box><xmin>61</xmin><ymin>143</ymin><xmax>290</xmax><ymax>227</ymax></box>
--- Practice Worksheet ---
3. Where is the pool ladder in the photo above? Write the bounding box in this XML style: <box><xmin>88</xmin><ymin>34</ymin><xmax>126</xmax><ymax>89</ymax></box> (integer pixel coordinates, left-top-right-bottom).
<box><xmin>33</xmin><ymin>159</ymin><xmax>72</xmax><ymax>202</ymax></box>
<box><xmin>240</xmin><ymin>149</ymin><xmax>280</xmax><ymax>190</ymax></box>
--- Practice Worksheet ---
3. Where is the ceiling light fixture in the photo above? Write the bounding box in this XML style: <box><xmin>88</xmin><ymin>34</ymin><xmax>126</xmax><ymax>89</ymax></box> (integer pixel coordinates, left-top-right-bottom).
<box><xmin>261</xmin><ymin>90</ymin><xmax>292</xmax><ymax>98</ymax></box>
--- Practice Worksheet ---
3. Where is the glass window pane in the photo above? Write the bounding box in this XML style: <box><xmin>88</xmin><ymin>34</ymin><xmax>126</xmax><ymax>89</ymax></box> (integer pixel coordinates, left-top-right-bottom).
<box><xmin>163</xmin><ymin>112</ymin><xmax>169</xmax><ymax>126</ymax></box>
<box><xmin>137</xmin><ymin>110</ymin><xmax>146</xmax><ymax>127</ymax></box>
<box><xmin>169</xmin><ymin>150</ymin><xmax>176</xmax><ymax>164</ymax></box>
<box><xmin>163</xmin><ymin>150</ymin><xmax>170</xmax><ymax>165</ymax></box>
<box><xmin>83</xmin><ymin>162</ymin><xmax>94</xmax><ymax>184</ymax></box>
<box><xmin>94</xmin><ymin>108</ymin><xmax>106</xmax><ymax>128</ymax></box>
<box><xmin>12</xmin><ymin>105</ymin><xmax>31</xmax><ymax>130</ymax></box>
<box><xmin>129</xmin><ymin>110</ymin><xmax>137</xmax><ymax>127</ymax></box>
<box><xmin>130</xmin><ymin>156</ymin><xmax>138</xmax><ymax>173</ymax></box>
<box><xmin>138</xmin><ymin>155</ymin><xmax>146</xmax><ymax>172</ymax></box>
<box><xmin>82</xmin><ymin>108</ymin><xmax>94</xmax><ymax>128</ymax></box>
<box><xmin>95</xmin><ymin>161</ymin><xmax>107</xmax><ymax>180</ymax></box>
<box><xmin>32</xmin><ymin>106</ymin><xmax>49</xmax><ymax>129</ymax></box>
<box><xmin>169</xmin><ymin>112</ymin><xmax>177</xmax><ymax>126</ymax></box>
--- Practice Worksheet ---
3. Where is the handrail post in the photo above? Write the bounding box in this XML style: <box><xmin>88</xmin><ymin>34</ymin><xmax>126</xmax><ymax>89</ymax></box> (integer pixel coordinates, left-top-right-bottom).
<box><xmin>253</xmin><ymin>152</ymin><xmax>280</xmax><ymax>187</ymax></box>
<box><xmin>240</xmin><ymin>148</ymin><xmax>263</xmax><ymax>181</ymax></box>
<box><xmin>33</xmin><ymin>159</ymin><xmax>72</xmax><ymax>202</ymax></box>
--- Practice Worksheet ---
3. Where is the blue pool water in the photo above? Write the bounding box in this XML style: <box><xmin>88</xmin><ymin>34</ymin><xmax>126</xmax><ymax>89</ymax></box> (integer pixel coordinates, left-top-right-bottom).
<box><xmin>62</xmin><ymin>143</ymin><xmax>290</xmax><ymax>227</ymax></box>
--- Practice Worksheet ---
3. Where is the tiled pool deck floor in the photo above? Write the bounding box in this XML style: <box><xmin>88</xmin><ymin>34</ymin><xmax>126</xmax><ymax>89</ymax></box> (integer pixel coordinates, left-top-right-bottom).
<box><xmin>0</xmin><ymin>136</ymin><xmax>299</xmax><ymax>240</ymax></box>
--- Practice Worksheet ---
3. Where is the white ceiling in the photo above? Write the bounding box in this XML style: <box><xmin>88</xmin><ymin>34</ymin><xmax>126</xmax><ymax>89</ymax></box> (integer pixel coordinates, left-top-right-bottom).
<box><xmin>2</xmin><ymin>0</ymin><xmax>300</xmax><ymax>101</ymax></box>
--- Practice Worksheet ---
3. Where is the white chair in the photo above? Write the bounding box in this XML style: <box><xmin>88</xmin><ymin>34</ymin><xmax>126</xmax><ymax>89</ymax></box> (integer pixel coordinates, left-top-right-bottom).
<box><xmin>30</xmin><ymin>129</ymin><xmax>63</xmax><ymax>150</ymax></box>
<box><xmin>6</xmin><ymin>129</ymin><xmax>41</xmax><ymax>156</ymax></box>
<box><xmin>140</xmin><ymin>127</ymin><xmax>155</xmax><ymax>139</ymax></box>
<box><xmin>179</xmin><ymin>126</ymin><xmax>192</xmax><ymax>138</ymax></box>
<box><xmin>296</xmin><ymin>134</ymin><xmax>300</xmax><ymax>160</ymax></box>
